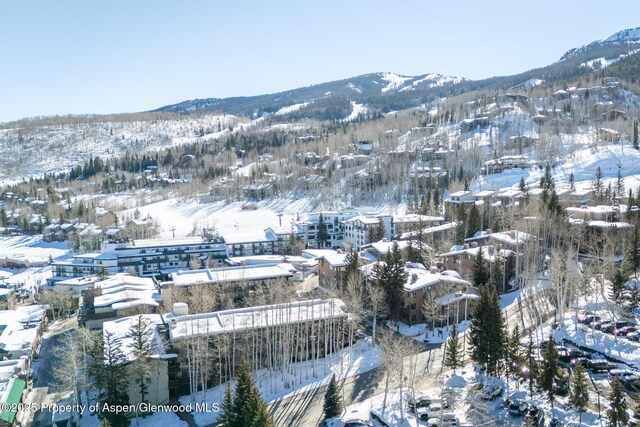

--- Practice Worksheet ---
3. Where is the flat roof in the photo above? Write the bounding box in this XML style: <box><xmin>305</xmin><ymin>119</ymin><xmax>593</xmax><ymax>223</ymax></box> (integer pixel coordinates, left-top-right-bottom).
<box><xmin>169</xmin><ymin>299</ymin><xmax>348</xmax><ymax>339</ymax></box>
<box><xmin>170</xmin><ymin>264</ymin><xmax>294</xmax><ymax>286</ymax></box>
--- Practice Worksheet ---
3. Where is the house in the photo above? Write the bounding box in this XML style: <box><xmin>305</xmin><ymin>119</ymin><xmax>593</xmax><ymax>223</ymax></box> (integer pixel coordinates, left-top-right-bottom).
<box><xmin>566</xmin><ymin>205</ymin><xmax>621</xmax><ymax>222</ymax></box>
<box><xmin>553</xmin><ymin>90</ymin><xmax>570</xmax><ymax>100</ymax></box>
<box><xmin>459</xmin><ymin>117</ymin><xmax>490</xmax><ymax>133</ymax></box>
<box><xmin>102</xmin><ymin>314</ymin><xmax>172</xmax><ymax>406</ymax></box>
<box><xmin>79</xmin><ymin>275</ymin><xmax>162</xmax><ymax>329</ymax></box>
<box><xmin>438</xmin><ymin>245</ymin><xmax>517</xmax><ymax>292</ymax></box>
<box><xmin>95</xmin><ymin>207</ymin><xmax>118</xmax><ymax>229</ymax></box>
<box><xmin>343</xmin><ymin>215</ymin><xmax>392</xmax><ymax>250</ymax></box>
<box><xmin>317</xmin><ymin>252</ymin><xmax>348</xmax><ymax>287</ymax></box>
<box><xmin>242</xmin><ymin>183</ymin><xmax>273</xmax><ymax>200</ymax></box>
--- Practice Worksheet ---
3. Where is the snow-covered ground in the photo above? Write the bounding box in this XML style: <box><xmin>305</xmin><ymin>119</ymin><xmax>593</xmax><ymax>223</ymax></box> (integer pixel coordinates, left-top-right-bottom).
<box><xmin>179</xmin><ymin>338</ymin><xmax>384</xmax><ymax>426</ymax></box>
<box><xmin>123</xmin><ymin>197</ymin><xmax>313</xmax><ymax>239</ymax></box>
<box><xmin>0</xmin><ymin>235</ymin><xmax>71</xmax><ymax>262</ymax></box>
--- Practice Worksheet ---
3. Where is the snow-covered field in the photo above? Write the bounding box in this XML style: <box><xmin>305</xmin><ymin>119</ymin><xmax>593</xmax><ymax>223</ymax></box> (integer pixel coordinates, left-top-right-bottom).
<box><xmin>179</xmin><ymin>338</ymin><xmax>384</xmax><ymax>426</ymax></box>
<box><xmin>0</xmin><ymin>235</ymin><xmax>71</xmax><ymax>262</ymax></box>
<box><xmin>125</xmin><ymin>197</ymin><xmax>313</xmax><ymax>239</ymax></box>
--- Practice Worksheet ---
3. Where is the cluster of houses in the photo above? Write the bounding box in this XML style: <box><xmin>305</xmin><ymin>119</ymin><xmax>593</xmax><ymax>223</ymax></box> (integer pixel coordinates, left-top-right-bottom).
<box><xmin>0</xmin><ymin>305</ymin><xmax>48</xmax><ymax>426</ymax></box>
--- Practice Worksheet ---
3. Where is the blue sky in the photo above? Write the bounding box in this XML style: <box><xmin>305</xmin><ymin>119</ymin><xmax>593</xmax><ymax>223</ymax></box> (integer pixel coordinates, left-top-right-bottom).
<box><xmin>1</xmin><ymin>1</ymin><xmax>639</xmax><ymax>122</ymax></box>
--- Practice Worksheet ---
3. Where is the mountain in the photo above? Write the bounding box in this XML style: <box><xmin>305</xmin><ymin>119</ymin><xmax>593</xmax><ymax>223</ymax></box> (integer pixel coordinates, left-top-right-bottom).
<box><xmin>155</xmin><ymin>72</ymin><xmax>466</xmax><ymax>120</ymax></box>
<box><xmin>153</xmin><ymin>27</ymin><xmax>639</xmax><ymax>120</ymax></box>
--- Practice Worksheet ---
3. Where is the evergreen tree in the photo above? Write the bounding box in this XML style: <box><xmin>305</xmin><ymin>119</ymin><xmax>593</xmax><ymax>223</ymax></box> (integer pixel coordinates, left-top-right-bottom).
<box><xmin>540</xmin><ymin>338</ymin><xmax>559</xmax><ymax>408</ymax></box>
<box><xmin>525</xmin><ymin>336</ymin><xmax>538</xmax><ymax>397</ymax></box>
<box><xmin>127</xmin><ymin>315</ymin><xmax>153</xmax><ymax>406</ymax></box>
<box><xmin>231</xmin><ymin>358</ymin><xmax>274</xmax><ymax>427</ymax></box>
<box><xmin>626</xmin><ymin>189</ymin><xmax>635</xmax><ymax>221</ymax></box>
<box><xmin>444</xmin><ymin>324</ymin><xmax>463</xmax><ymax>373</ymax></box>
<box><xmin>569</xmin><ymin>362</ymin><xmax>589</xmax><ymax>425</ymax></box>
<box><xmin>505</xmin><ymin>326</ymin><xmax>522</xmax><ymax>380</ymax></box>
<box><xmin>473</xmin><ymin>249</ymin><xmax>488</xmax><ymax>286</ymax></box>
<box><xmin>0</xmin><ymin>207</ymin><xmax>6</xmax><ymax>227</ymax></box>
<box><xmin>469</xmin><ymin>285</ymin><xmax>506</xmax><ymax>376</ymax></box>
<box><xmin>631</xmin><ymin>285</ymin><xmax>640</xmax><ymax>309</ymax></box>
<box><xmin>610</xmin><ymin>269</ymin><xmax>626</xmax><ymax>304</ymax></box>
<box><xmin>466</xmin><ymin>203</ymin><xmax>481</xmax><ymax>238</ymax></box>
<box><xmin>344</xmin><ymin>250</ymin><xmax>360</xmax><ymax>284</ymax></box>
<box><xmin>519</xmin><ymin>177</ymin><xmax>527</xmax><ymax>193</ymax></box>
<box><xmin>372</xmin><ymin>242</ymin><xmax>408</xmax><ymax>321</ymax></box>
<box><xmin>323</xmin><ymin>374</ymin><xmax>343</xmax><ymax>419</ymax></box>
<box><xmin>634</xmin><ymin>119</ymin><xmax>639</xmax><ymax>150</ymax></box>
<box><xmin>491</xmin><ymin>256</ymin><xmax>505</xmax><ymax>292</ymax></box>
<box><xmin>593</xmin><ymin>166</ymin><xmax>604</xmax><ymax>204</ymax></box>
<box><xmin>317</xmin><ymin>214</ymin><xmax>329</xmax><ymax>248</ymax></box>
<box><xmin>374</xmin><ymin>218</ymin><xmax>386</xmax><ymax>241</ymax></box>
<box><xmin>568</xmin><ymin>172</ymin><xmax>575</xmax><ymax>190</ymax></box>
<box><xmin>607</xmin><ymin>376</ymin><xmax>629</xmax><ymax>427</ymax></box>
<box><xmin>218</xmin><ymin>383</ymin><xmax>234</xmax><ymax>427</ymax></box>
<box><xmin>624</xmin><ymin>223</ymin><xmax>640</xmax><ymax>278</ymax></box>
<box><xmin>92</xmin><ymin>331</ymin><xmax>129</xmax><ymax>426</ymax></box>
<box><xmin>616</xmin><ymin>162</ymin><xmax>625</xmax><ymax>200</ymax></box>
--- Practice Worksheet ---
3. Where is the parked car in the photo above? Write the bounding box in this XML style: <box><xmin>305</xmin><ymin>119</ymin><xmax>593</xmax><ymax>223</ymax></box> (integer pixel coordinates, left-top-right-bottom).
<box><xmin>579</xmin><ymin>314</ymin><xmax>601</xmax><ymax>325</ymax></box>
<box><xmin>524</xmin><ymin>406</ymin><xmax>545</xmax><ymax>426</ymax></box>
<box><xmin>554</xmin><ymin>378</ymin><xmax>570</xmax><ymax>396</ymax></box>
<box><xmin>590</xmin><ymin>358</ymin><xmax>615</xmax><ymax>373</ymax></box>
<box><xmin>408</xmin><ymin>395</ymin><xmax>433</xmax><ymax>410</ymax></box>
<box><xmin>609</xmin><ymin>369</ymin><xmax>640</xmax><ymax>382</ymax></box>
<box><xmin>615</xmin><ymin>326</ymin><xmax>636</xmax><ymax>336</ymax></box>
<box><xmin>571</xmin><ymin>357</ymin><xmax>592</xmax><ymax>369</ymax></box>
<box><xmin>549</xmin><ymin>416</ymin><xmax>564</xmax><ymax>427</ymax></box>
<box><xmin>626</xmin><ymin>331</ymin><xmax>640</xmax><ymax>341</ymax></box>
<box><xmin>508</xmin><ymin>400</ymin><xmax>529</xmax><ymax>416</ymax></box>
<box><xmin>426</xmin><ymin>413</ymin><xmax>460</xmax><ymax>427</ymax></box>
<box><xmin>593</xmin><ymin>320</ymin><xmax>611</xmax><ymax>330</ymax></box>
<box><xmin>601</xmin><ymin>323</ymin><xmax>616</xmax><ymax>334</ymax></box>
<box><xmin>343</xmin><ymin>419</ymin><xmax>372</xmax><ymax>427</ymax></box>
<box><xmin>480</xmin><ymin>385</ymin><xmax>504</xmax><ymax>400</ymax></box>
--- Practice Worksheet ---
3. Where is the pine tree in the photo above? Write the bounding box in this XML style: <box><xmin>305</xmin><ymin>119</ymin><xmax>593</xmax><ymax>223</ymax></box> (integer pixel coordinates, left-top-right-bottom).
<box><xmin>376</xmin><ymin>242</ymin><xmax>408</xmax><ymax>321</ymax></box>
<box><xmin>466</xmin><ymin>203</ymin><xmax>481</xmax><ymax>238</ymax></box>
<box><xmin>505</xmin><ymin>326</ymin><xmax>522</xmax><ymax>380</ymax></box>
<box><xmin>92</xmin><ymin>331</ymin><xmax>129</xmax><ymax>426</ymax></box>
<box><xmin>525</xmin><ymin>336</ymin><xmax>538</xmax><ymax>397</ymax></box>
<box><xmin>593</xmin><ymin>166</ymin><xmax>604</xmax><ymax>204</ymax></box>
<box><xmin>616</xmin><ymin>162</ymin><xmax>625</xmax><ymax>200</ymax></box>
<box><xmin>218</xmin><ymin>383</ymin><xmax>234</xmax><ymax>427</ymax></box>
<box><xmin>344</xmin><ymin>250</ymin><xmax>360</xmax><ymax>284</ymax></box>
<box><xmin>374</xmin><ymin>218</ymin><xmax>385</xmax><ymax>241</ymax></box>
<box><xmin>231</xmin><ymin>358</ymin><xmax>274</xmax><ymax>427</ymax></box>
<box><xmin>444</xmin><ymin>324</ymin><xmax>462</xmax><ymax>373</ymax></box>
<box><xmin>624</xmin><ymin>223</ymin><xmax>640</xmax><ymax>279</ymax></box>
<box><xmin>317</xmin><ymin>214</ymin><xmax>328</xmax><ymax>248</ymax></box>
<box><xmin>607</xmin><ymin>376</ymin><xmax>629</xmax><ymax>427</ymax></box>
<box><xmin>610</xmin><ymin>269</ymin><xmax>626</xmax><ymax>304</ymax></box>
<box><xmin>491</xmin><ymin>256</ymin><xmax>504</xmax><ymax>292</ymax></box>
<box><xmin>469</xmin><ymin>285</ymin><xmax>506</xmax><ymax>376</ymax></box>
<box><xmin>323</xmin><ymin>374</ymin><xmax>343</xmax><ymax>419</ymax></box>
<box><xmin>127</xmin><ymin>315</ymin><xmax>153</xmax><ymax>406</ymax></box>
<box><xmin>568</xmin><ymin>172</ymin><xmax>575</xmax><ymax>190</ymax></box>
<box><xmin>473</xmin><ymin>249</ymin><xmax>488</xmax><ymax>286</ymax></box>
<box><xmin>540</xmin><ymin>338</ymin><xmax>559</xmax><ymax>408</ymax></box>
<box><xmin>634</xmin><ymin>119</ymin><xmax>639</xmax><ymax>150</ymax></box>
<box><xmin>569</xmin><ymin>362</ymin><xmax>589</xmax><ymax>425</ymax></box>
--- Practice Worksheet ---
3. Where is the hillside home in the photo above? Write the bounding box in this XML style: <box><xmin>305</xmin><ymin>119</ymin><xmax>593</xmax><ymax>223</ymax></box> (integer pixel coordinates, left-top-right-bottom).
<box><xmin>79</xmin><ymin>275</ymin><xmax>162</xmax><ymax>329</ymax></box>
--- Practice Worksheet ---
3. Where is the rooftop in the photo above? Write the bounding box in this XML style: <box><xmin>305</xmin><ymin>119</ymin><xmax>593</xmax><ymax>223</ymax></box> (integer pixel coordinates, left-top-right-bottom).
<box><xmin>169</xmin><ymin>299</ymin><xmax>349</xmax><ymax>339</ymax></box>
<box><xmin>170</xmin><ymin>264</ymin><xmax>294</xmax><ymax>287</ymax></box>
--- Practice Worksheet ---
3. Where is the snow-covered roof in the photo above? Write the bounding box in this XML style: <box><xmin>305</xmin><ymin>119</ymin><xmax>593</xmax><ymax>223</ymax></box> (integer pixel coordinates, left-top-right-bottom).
<box><xmin>345</xmin><ymin>215</ymin><xmax>380</xmax><ymax>225</ymax></box>
<box><xmin>434</xmin><ymin>291</ymin><xmax>480</xmax><ymax>305</ymax></box>
<box><xmin>169</xmin><ymin>298</ymin><xmax>349</xmax><ymax>339</ymax></box>
<box><xmin>392</xmin><ymin>214</ymin><xmax>443</xmax><ymax>224</ymax></box>
<box><xmin>399</xmin><ymin>222</ymin><xmax>458</xmax><ymax>240</ymax></box>
<box><xmin>170</xmin><ymin>264</ymin><xmax>294</xmax><ymax>287</ymax></box>
<box><xmin>403</xmin><ymin>268</ymin><xmax>472</xmax><ymax>292</ymax></box>
<box><xmin>102</xmin><ymin>314</ymin><xmax>166</xmax><ymax>364</ymax></box>
<box><xmin>488</xmin><ymin>230</ymin><xmax>534</xmax><ymax>246</ymax></box>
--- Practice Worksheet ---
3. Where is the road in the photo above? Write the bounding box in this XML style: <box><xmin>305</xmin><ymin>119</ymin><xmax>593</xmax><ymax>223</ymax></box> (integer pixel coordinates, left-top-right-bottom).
<box><xmin>268</xmin><ymin>286</ymin><xmax>557</xmax><ymax>427</ymax></box>
<box><xmin>33</xmin><ymin>315</ymin><xmax>78</xmax><ymax>388</ymax></box>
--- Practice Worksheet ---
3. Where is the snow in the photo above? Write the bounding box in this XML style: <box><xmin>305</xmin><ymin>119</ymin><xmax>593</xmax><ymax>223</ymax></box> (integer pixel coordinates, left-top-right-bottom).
<box><xmin>122</xmin><ymin>197</ymin><xmax>312</xmax><ymax>239</ymax></box>
<box><xmin>179</xmin><ymin>337</ymin><xmax>384</xmax><ymax>426</ymax></box>
<box><xmin>0</xmin><ymin>235</ymin><xmax>71</xmax><ymax>262</ymax></box>
<box><xmin>170</xmin><ymin>298</ymin><xmax>348</xmax><ymax>339</ymax></box>
<box><xmin>605</xmin><ymin>27</ymin><xmax>640</xmax><ymax>42</ymax></box>
<box><xmin>274</xmin><ymin>102</ymin><xmax>311</xmax><ymax>115</ymax></box>
<box><xmin>381</xmin><ymin>73</ymin><xmax>412</xmax><ymax>93</ymax></box>
<box><xmin>391</xmin><ymin>320</ymin><xmax>472</xmax><ymax>345</ymax></box>
<box><xmin>343</xmin><ymin>101</ymin><xmax>367</xmax><ymax>122</ymax></box>
<box><xmin>128</xmin><ymin>412</ymin><xmax>188</xmax><ymax>427</ymax></box>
